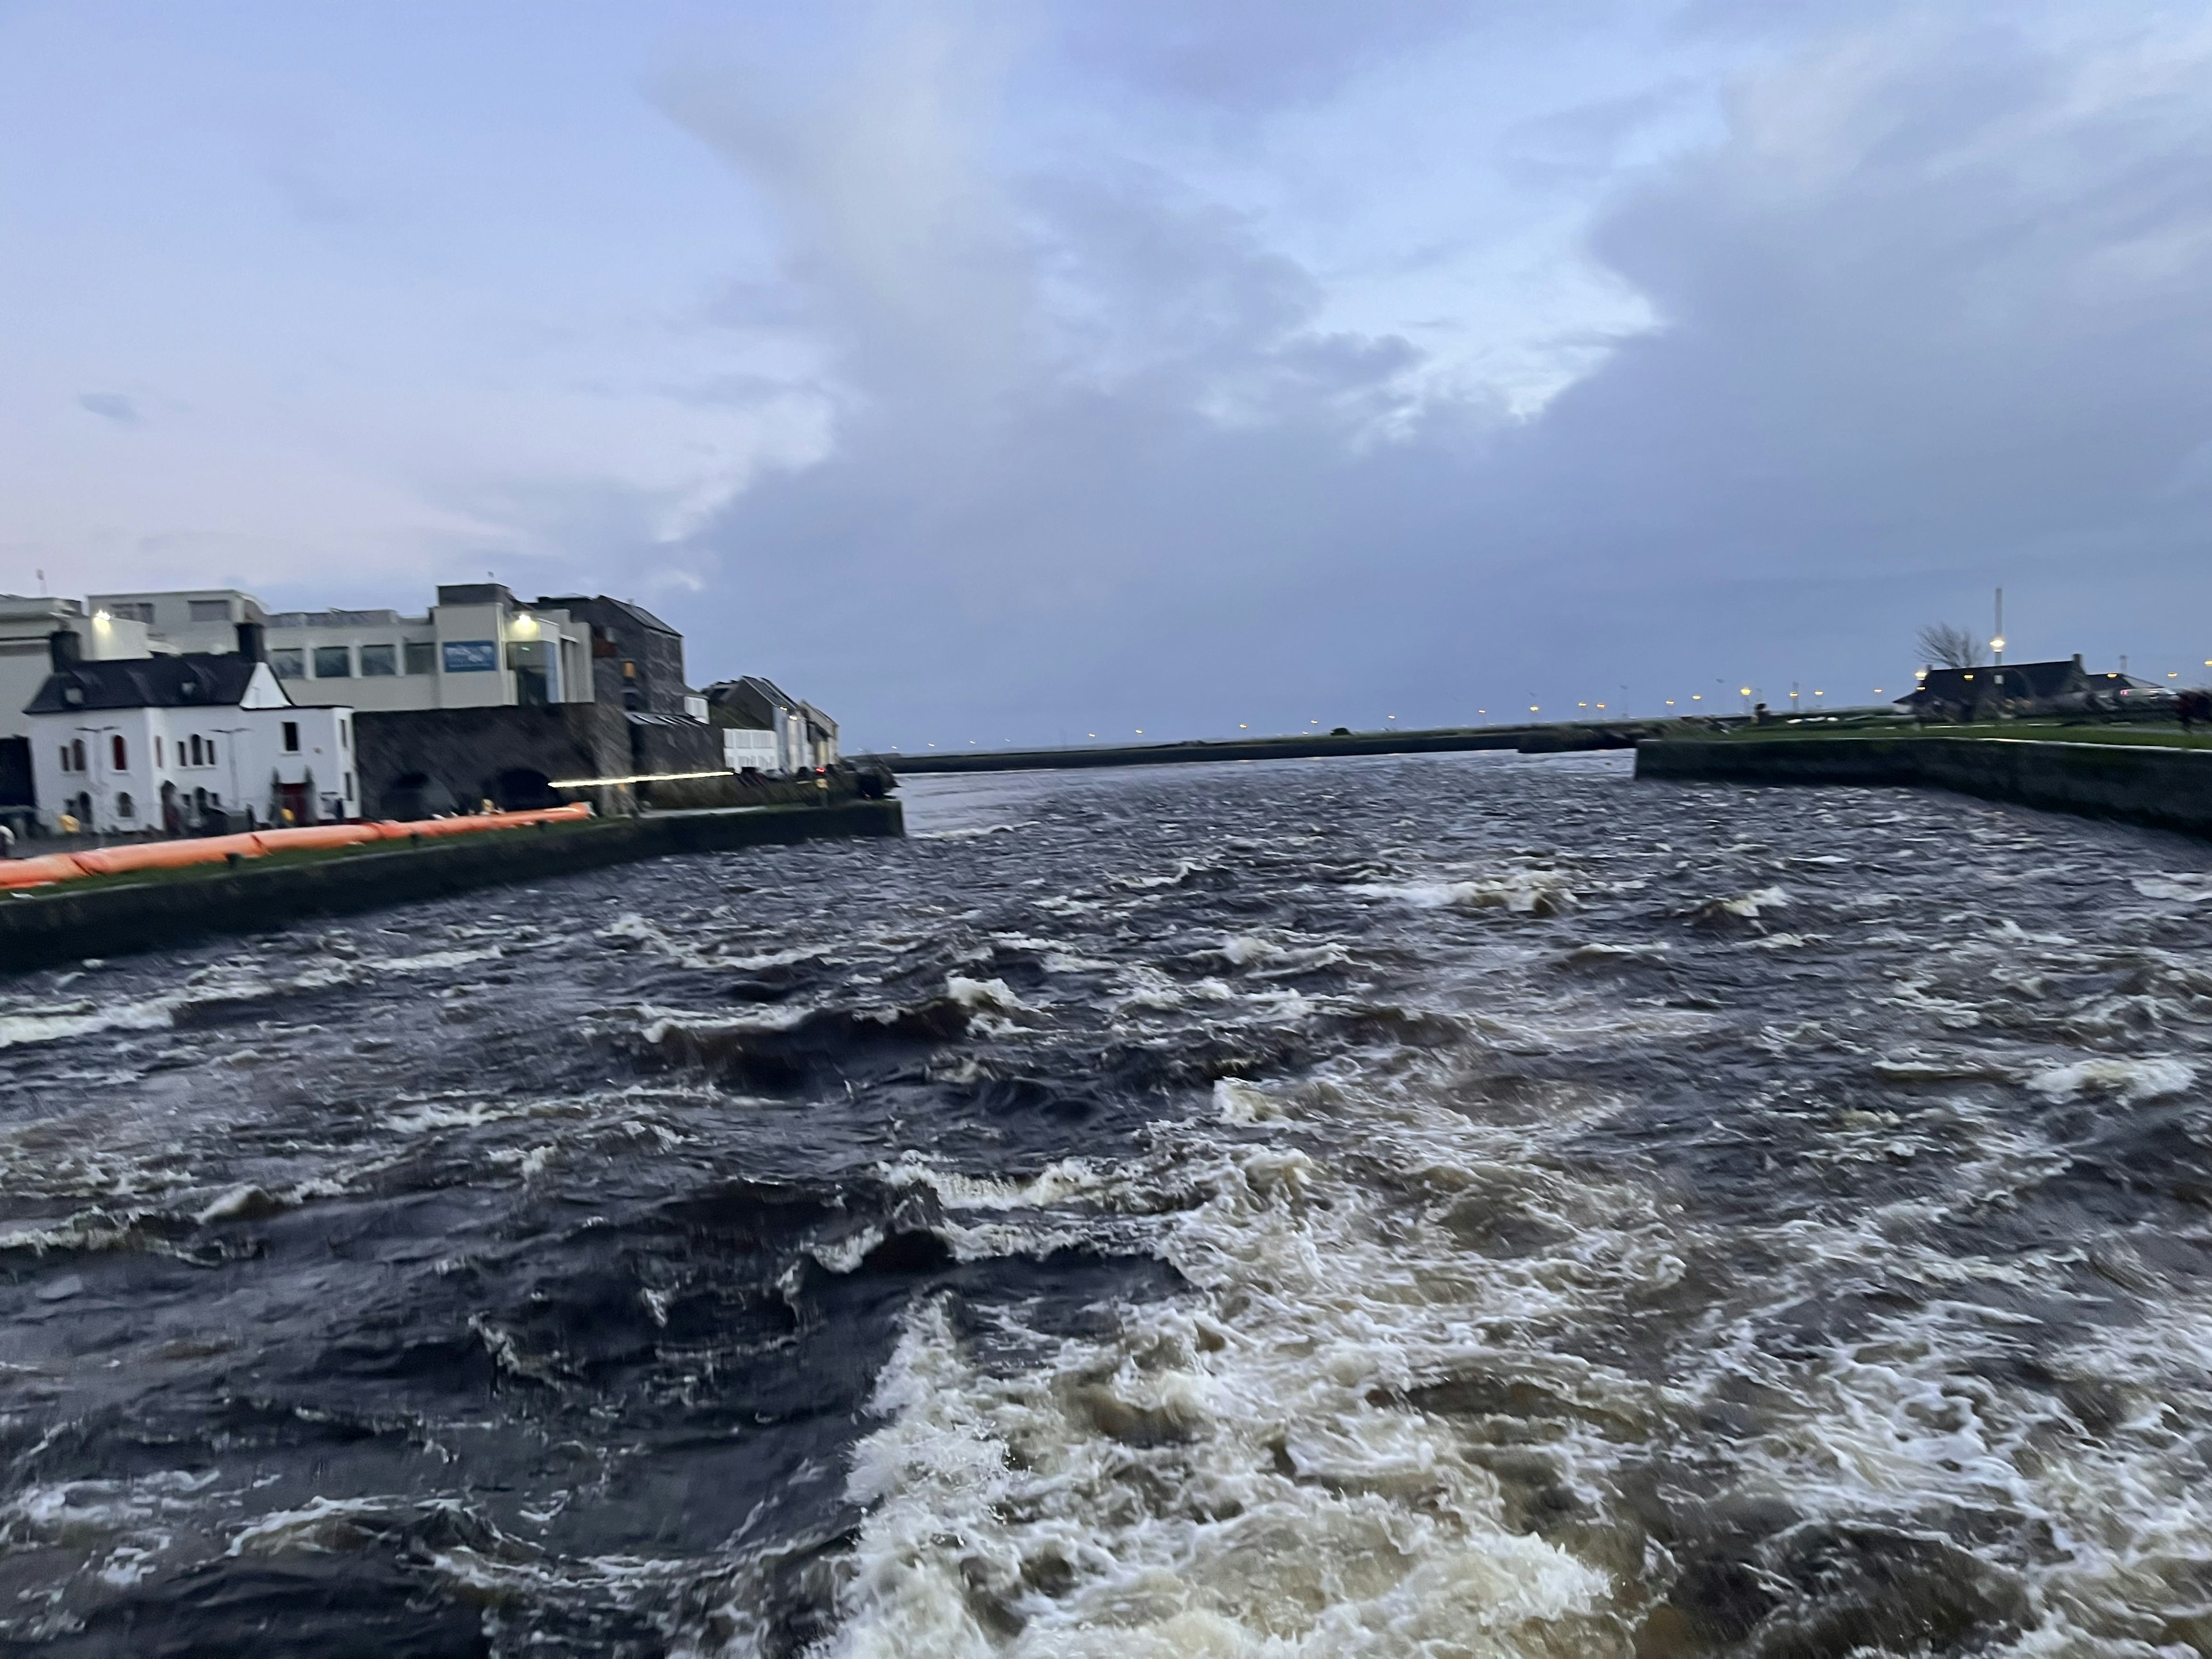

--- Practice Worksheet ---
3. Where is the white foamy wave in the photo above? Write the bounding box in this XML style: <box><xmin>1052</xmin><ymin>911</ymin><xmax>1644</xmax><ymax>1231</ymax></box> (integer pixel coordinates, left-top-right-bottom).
<box><xmin>1699</xmin><ymin>884</ymin><xmax>1790</xmax><ymax>920</ymax></box>
<box><xmin>1358</xmin><ymin>868</ymin><xmax>1577</xmax><ymax>916</ymax></box>
<box><xmin>2130</xmin><ymin>872</ymin><xmax>2212</xmax><ymax>903</ymax></box>
<box><xmin>2025</xmin><ymin>1055</ymin><xmax>2196</xmax><ymax>1103</ymax></box>
<box><xmin>817</xmin><ymin>1073</ymin><xmax>1673</xmax><ymax>1657</ymax></box>
<box><xmin>0</xmin><ymin>962</ymin><xmax>358</xmax><ymax>1052</ymax></box>
<box><xmin>881</xmin><ymin>1156</ymin><xmax>1110</xmax><ymax>1211</ymax></box>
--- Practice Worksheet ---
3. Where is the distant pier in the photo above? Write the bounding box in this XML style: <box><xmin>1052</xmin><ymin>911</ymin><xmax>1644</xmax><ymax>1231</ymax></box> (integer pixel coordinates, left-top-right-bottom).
<box><xmin>866</xmin><ymin>720</ymin><xmax>1673</xmax><ymax>775</ymax></box>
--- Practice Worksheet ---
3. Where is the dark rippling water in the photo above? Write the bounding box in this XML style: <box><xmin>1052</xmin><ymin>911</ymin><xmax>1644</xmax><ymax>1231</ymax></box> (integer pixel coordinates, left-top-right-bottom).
<box><xmin>3</xmin><ymin>752</ymin><xmax>2212</xmax><ymax>1658</ymax></box>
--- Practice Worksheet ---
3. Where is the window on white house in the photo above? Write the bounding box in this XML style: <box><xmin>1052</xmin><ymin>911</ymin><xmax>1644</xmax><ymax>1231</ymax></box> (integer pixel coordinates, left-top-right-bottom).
<box><xmin>403</xmin><ymin>641</ymin><xmax>435</xmax><ymax>675</ymax></box>
<box><xmin>154</xmin><ymin>736</ymin><xmax>164</xmax><ymax>767</ymax></box>
<box><xmin>111</xmin><ymin>601</ymin><xmax>155</xmax><ymax>623</ymax></box>
<box><xmin>70</xmin><ymin>738</ymin><xmax>85</xmax><ymax>772</ymax></box>
<box><xmin>188</xmin><ymin>599</ymin><xmax>231</xmax><ymax>622</ymax></box>
<box><xmin>270</xmin><ymin>648</ymin><xmax>305</xmax><ymax>679</ymax></box>
<box><xmin>313</xmin><ymin>646</ymin><xmax>352</xmax><ymax>679</ymax></box>
<box><xmin>116</xmin><ymin>792</ymin><xmax>134</xmax><ymax>818</ymax></box>
<box><xmin>111</xmin><ymin>735</ymin><xmax>126</xmax><ymax>771</ymax></box>
<box><xmin>188</xmin><ymin>734</ymin><xmax>203</xmax><ymax>766</ymax></box>
<box><xmin>58</xmin><ymin>745</ymin><xmax>71</xmax><ymax>772</ymax></box>
<box><xmin>360</xmin><ymin>643</ymin><xmax>397</xmax><ymax>676</ymax></box>
<box><xmin>282</xmin><ymin>721</ymin><xmax>300</xmax><ymax>753</ymax></box>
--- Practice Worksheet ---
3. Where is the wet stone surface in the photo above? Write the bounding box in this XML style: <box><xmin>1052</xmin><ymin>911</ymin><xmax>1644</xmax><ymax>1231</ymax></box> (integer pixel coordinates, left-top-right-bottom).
<box><xmin>1</xmin><ymin>751</ymin><xmax>2210</xmax><ymax>1656</ymax></box>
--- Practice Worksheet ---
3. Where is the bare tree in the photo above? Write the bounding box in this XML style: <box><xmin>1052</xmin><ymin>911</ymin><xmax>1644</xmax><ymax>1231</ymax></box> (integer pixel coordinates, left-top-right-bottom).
<box><xmin>1915</xmin><ymin>622</ymin><xmax>1985</xmax><ymax>669</ymax></box>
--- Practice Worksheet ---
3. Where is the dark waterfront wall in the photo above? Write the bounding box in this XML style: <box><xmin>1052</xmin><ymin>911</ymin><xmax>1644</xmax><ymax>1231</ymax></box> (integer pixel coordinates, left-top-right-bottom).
<box><xmin>874</xmin><ymin>722</ymin><xmax>1669</xmax><ymax>775</ymax></box>
<box><xmin>1638</xmin><ymin>736</ymin><xmax>2212</xmax><ymax>838</ymax></box>
<box><xmin>0</xmin><ymin>798</ymin><xmax>903</xmax><ymax>974</ymax></box>
<box><xmin>354</xmin><ymin>704</ymin><xmax>632</xmax><ymax>817</ymax></box>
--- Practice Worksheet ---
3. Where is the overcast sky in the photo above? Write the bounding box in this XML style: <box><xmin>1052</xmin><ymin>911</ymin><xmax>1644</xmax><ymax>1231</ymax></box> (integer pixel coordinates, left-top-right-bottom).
<box><xmin>4</xmin><ymin>1</ymin><xmax>2209</xmax><ymax>747</ymax></box>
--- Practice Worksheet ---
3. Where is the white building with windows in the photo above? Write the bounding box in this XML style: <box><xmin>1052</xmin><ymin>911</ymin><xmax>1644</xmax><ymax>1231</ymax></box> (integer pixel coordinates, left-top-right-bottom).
<box><xmin>24</xmin><ymin>633</ymin><xmax>355</xmax><ymax>834</ymax></box>
<box><xmin>0</xmin><ymin>595</ymin><xmax>173</xmax><ymax>743</ymax></box>
<box><xmin>88</xmin><ymin>582</ymin><xmax>593</xmax><ymax>713</ymax></box>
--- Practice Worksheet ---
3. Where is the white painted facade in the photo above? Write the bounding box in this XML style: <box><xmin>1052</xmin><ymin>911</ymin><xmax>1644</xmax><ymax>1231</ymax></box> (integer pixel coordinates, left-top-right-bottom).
<box><xmin>29</xmin><ymin>666</ymin><xmax>357</xmax><ymax>834</ymax></box>
<box><xmin>722</xmin><ymin>728</ymin><xmax>779</xmax><ymax>772</ymax></box>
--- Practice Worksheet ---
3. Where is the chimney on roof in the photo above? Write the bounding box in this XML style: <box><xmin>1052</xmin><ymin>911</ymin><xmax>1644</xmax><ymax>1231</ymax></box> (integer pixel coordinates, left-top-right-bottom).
<box><xmin>48</xmin><ymin>629</ymin><xmax>81</xmax><ymax>672</ymax></box>
<box><xmin>236</xmin><ymin>620</ymin><xmax>266</xmax><ymax>664</ymax></box>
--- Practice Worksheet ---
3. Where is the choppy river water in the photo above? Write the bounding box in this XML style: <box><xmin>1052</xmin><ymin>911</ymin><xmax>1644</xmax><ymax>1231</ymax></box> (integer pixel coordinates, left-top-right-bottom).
<box><xmin>2</xmin><ymin>752</ymin><xmax>2211</xmax><ymax>1657</ymax></box>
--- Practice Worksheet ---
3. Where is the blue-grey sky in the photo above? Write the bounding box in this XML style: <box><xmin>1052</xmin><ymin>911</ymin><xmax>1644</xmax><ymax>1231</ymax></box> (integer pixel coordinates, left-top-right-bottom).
<box><xmin>5</xmin><ymin>1</ymin><xmax>2210</xmax><ymax>747</ymax></box>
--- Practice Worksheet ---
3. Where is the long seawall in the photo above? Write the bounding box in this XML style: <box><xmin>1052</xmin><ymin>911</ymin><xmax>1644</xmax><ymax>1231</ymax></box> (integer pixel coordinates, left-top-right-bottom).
<box><xmin>873</xmin><ymin>723</ymin><xmax>1666</xmax><ymax>775</ymax></box>
<box><xmin>1637</xmin><ymin>736</ymin><xmax>2212</xmax><ymax>839</ymax></box>
<box><xmin>0</xmin><ymin>799</ymin><xmax>903</xmax><ymax>974</ymax></box>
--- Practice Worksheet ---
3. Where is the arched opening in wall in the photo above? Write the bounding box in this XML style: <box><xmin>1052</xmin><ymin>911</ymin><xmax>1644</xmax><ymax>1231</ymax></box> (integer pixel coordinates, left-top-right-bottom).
<box><xmin>493</xmin><ymin>768</ymin><xmax>557</xmax><ymax>811</ymax></box>
<box><xmin>160</xmin><ymin>781</ymin><xmax>179</xmax><ymax>834</ymax></box>
<box><xmin>381</xmin><ymin>771</ymin><xmax>456</xmax><ymax>821</ymax></box>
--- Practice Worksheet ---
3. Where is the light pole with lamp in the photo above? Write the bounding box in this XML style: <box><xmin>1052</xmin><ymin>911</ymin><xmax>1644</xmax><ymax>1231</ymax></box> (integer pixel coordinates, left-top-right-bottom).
<box><xmin>1990</xmin><ymin>587</ymin><xmax>2008</xmax><ymax>714</ymax></box>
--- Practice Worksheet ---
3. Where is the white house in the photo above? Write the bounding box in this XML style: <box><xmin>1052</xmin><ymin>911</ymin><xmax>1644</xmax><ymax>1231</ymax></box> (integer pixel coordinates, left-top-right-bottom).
<box><xmin>24</xmin><ymin>632</ymin><xmax>355</xmax><ymax>834</ymax></box>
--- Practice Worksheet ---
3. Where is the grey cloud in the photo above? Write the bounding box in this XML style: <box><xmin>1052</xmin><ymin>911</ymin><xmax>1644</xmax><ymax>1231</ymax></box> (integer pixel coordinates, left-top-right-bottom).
<box><xmin>1049</xmin><ymin>1</ymin><xmax>1578</xmax><ymax>115</ymax></box>
<box><xmin>77</xmin><ymin>392</ymin><xmax>142</xmax><ymax>425</ymax></box>
<box><xmin>657</xmin><ymin>9</ymin><xmax>2212</xmax><ymax>742</ymax></box>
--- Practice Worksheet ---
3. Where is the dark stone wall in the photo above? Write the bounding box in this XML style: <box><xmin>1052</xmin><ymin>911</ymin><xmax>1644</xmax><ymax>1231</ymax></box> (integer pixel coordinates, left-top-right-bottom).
<box><xmin>1637</xmin><ymin>736</ymin><xmax>2212</xmax><ymax>839</ymax></box>
<box><xmin>0</xmin><ymin>798</ymin><xmax>904</xmax><ymax>973</ymax></box>
<box><xmin>629</xmin><ymin>716</ymin><xmax>723</xmax><ymax>777</ymax></box>
<box><xmin>355</xmin><ymin>704</ymin><xmax>631</xmax><ymax>818</ymax></box>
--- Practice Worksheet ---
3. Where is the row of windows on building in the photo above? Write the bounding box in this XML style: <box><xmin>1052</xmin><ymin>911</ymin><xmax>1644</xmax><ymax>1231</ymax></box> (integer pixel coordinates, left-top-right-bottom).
<box><xmin>270</xmin><ymin>642</ymin><xmax>440</xmax><ymax>680</ymax></box>
<box><xmin>55</xmin><ymin>722</ymin><xmax>320</xmax><ymax>776</ymax></box>
<box><xmin>59</xmin><ymin>772</ymin><xmax>355</xmax><ymax>826</ymax></box>
<box><xmin>103</xmin><ymin>600</ymin><xmax>233</xmax><ymax>625</ymax></box>
<box><xmin>67</xmin><ymin>787</ymin><xmax>213</xmax><ymax>823</ymax></box>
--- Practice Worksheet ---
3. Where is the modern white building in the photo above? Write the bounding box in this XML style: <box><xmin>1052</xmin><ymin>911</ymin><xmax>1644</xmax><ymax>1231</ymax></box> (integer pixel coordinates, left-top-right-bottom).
<box><xmin>24</xmin><ymin>634</ymin><xmax>355</xmax><ymax>834</ymax></box>
<box><xmin>0</xmin><ymin>596</ymin><xmax>173</xmax><ymax>743</ymax></box>
<box><xmin>88</xmin><ymin>583</ymin><xmax>593</xmax><ymax>713</ymax></box>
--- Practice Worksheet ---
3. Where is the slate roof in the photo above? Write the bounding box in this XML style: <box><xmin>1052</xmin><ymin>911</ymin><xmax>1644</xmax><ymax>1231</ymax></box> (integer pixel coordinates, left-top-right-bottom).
<box><xmin>535</xmin><ymin>594</ymin><xmax>679</xmax><ymax>637</ymax></box>
<box><xmin>23</xmin><ymin>654</ymin><xmax>279</xmax><ymax>714</ymax></box>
